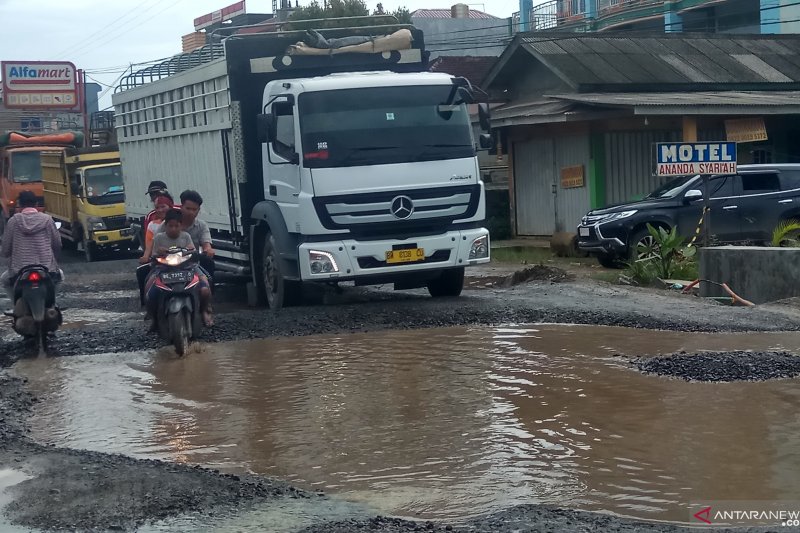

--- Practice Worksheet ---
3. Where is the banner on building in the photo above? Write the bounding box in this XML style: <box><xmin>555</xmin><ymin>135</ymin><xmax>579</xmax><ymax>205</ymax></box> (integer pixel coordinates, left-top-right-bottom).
<box><xmin>2</xmin><ymin>61</ymin><xmax>78</xmax><ymax>109</ymax></box>
<box><xmin>655</xmin><ymin>142</ymin><xmax>737</xmax><ymax>177</ymax></box>
<box><xmin>560</xmin><ymin>165</ymin><xmax>585</xmax><ymax>188</ymax></box>
<box><xmin>194</xmin><ymin>1</ymin><xmax>246</xmax><ymax>30</ymax></box>
<box><xmin>725</xmin><ymin>118</ymin><xmax>768</xmax><ymax>143</ymax></box>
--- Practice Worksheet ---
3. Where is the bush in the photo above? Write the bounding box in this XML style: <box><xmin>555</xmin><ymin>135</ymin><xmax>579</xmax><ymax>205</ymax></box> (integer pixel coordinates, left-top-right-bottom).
<box><xmin>772</xmin><ymin>219</ymin><xmax>800</xmax><ymax>247</ymax></box>
<box><xmin>625</xmin><ymin>223</ymin><xmax>698</xmax><ymax>286</ymax></box>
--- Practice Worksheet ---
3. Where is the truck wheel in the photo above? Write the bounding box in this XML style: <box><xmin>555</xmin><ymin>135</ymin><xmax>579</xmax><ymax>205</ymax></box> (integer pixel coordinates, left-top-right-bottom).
<box><xmin>262</xmin><ymin>232</ymin><xmax>302</xmax><ymax>311</ymax></box>
<box><xmin>427</xmin><ymin>267</ymin><xmax>465</xmax><ymax>298</ymax></box>
<box><xmin>84</xmin><ymin>241</ymin><xmax>96</xmax><ymax>263</ymax></box>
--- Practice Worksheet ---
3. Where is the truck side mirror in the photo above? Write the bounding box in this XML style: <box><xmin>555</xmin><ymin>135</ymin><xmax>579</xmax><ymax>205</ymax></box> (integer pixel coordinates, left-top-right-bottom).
<box><xmin>70</xmin><ymin>180</ymin><xmax>81</xmax><ymax>195</ymax></box>
<box><xmin>456</xmin><ymin>86</ymin><xmax>474</xmax><ymax>104</ymax></box>
<box><xmin>478</xmin><ymin>134</ymin><xmax>493</xmax><ymax>150</ymax></box>
<box><xmin>478</xmin><ymin>104</ymin><xmax>491</xmax><ymax>132</ymax></box>
<box><xmin>257</xmin><ymin>114</ymin><xmax>274</xmax><ymax>144</ymax></box>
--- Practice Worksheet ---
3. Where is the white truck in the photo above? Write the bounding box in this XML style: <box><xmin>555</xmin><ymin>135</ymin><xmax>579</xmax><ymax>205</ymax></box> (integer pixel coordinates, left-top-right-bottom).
<box><xmin>112</xmin><ymin>24</ymin><xmax>492</xmax><ymax>310</ymax></box>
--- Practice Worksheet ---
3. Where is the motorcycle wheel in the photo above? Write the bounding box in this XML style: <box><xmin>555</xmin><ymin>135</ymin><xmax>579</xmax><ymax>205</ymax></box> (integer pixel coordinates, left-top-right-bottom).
<box><xmin>170</xmin><ymin>311</ymin><xmax>189</xmax><ymax>357</ymax></box>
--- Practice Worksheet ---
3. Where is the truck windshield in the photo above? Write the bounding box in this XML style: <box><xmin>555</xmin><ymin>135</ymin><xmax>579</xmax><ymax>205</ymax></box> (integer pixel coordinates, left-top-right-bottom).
<box><xmin>84</xmin><ymin>166</ymin><xmax>124</xmax><ymax>205</ymax></box>
<box><xmin>298</xmin><ymin>85</ymin><xmax>475</xmax><ymax>169</ymax></box>
<box><xmin>10</xmin><ymin>152</ymin><xmax>43</xmax><ymax>183</ymax></box>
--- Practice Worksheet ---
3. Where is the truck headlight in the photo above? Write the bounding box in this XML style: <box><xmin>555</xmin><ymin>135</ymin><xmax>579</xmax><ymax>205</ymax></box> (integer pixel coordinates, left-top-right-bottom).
<box><xmin>87</xmin><ymin>217</ymin><xmax>106</xmax><ymax>231</ymax></box>
<box><xmin>309</xmin><ymin>250</ymin><xmax>339</xmax><ymax>274</ymax></box>
<box><xmin>469</xmin><ymin>235</ymin><xmax>489</xmax><ymax>259</ymax></box>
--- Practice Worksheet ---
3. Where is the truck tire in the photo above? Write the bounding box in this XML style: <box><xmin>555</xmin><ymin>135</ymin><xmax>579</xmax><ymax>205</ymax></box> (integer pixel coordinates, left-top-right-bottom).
<box><xmin>84</xmin><ymin>241</ymin><xmax>96</xmax><ymax>263</ymax></box>
<box><xmin>427</xmin><ymin>267</ymin><xmax>465</xmax><ymax>298</ymax></box>
<box><xmin>262</xmin><ymin>232</ymin><xmax>302</xmax><ymax>311</ymax></box>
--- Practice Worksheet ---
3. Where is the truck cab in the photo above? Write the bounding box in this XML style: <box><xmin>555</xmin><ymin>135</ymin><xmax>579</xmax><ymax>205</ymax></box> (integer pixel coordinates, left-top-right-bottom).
<box><xmin>258</xmin><ymin>72</ymin><xmax>490</xmax><ymax>303</ymax></box>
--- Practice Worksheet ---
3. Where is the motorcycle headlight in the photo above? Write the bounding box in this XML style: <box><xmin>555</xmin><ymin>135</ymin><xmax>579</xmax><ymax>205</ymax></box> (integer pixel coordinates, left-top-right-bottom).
<box><xmin>87</xmin><ymin>216</ymin><xmax>106</xmax><ymax>231</ymax></box>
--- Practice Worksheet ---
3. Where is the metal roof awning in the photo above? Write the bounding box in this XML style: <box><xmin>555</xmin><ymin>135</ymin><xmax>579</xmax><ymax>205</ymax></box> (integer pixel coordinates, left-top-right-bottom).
<box><xmin>490</xmin><ymin>99</ymin><xmax>609</xmax><ymax>127</ymax></box>
<box><xmin>547</xmin><ymin>91</ymin><xmax>800</xmax><ymax>115</ymax></box>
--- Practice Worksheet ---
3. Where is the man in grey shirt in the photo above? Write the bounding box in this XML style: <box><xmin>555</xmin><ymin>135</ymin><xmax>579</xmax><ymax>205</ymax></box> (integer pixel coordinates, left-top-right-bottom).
<box><xmin>157</xmin><ymin>190</ymin><xmax>215</xmax><ymax>279</ymax></box>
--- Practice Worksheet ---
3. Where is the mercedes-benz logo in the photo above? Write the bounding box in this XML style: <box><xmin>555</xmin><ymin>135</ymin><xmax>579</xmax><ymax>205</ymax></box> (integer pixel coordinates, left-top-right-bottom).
<box><xmin>390</xmin><ymin>196</ymin><xmax>414</xmax><ymax>220</ymax></box>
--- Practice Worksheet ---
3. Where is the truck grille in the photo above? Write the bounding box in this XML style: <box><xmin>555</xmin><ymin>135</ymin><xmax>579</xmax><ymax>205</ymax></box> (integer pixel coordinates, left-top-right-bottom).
<box><xmin>313</xmin><ymin>185</ymin><xmax>480</xmax><ymax>239</ymax></box>
<box><xmin>103</xmin><ymin>215</ymin><xmax>128</xmax><ymax>230</ymax></box>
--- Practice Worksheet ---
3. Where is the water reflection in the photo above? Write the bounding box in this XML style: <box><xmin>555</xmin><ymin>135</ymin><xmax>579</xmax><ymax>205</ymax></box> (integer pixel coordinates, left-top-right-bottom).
<box><xmin>15</xmin><ymin>324</ymin><xmax>800</xmax><ymax>522</ymax></box>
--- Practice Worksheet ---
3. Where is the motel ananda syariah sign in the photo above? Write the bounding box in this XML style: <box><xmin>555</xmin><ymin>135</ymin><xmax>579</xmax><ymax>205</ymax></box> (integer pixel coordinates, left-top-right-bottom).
<box><xmin>656</xmin><ymin>142</ymin><xmax>737</xmax><ymax>177</ymax></box>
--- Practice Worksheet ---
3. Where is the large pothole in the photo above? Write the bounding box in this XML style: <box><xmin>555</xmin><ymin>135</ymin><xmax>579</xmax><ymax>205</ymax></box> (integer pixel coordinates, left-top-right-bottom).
<box><xmin>633</xmin><ymin>351</ymin><xmax>800</xmax><ymax>382</ymax></box>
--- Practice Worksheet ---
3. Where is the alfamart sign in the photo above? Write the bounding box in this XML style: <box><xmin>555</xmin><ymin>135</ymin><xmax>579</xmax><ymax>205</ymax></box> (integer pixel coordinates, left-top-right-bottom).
<box><xmin>656</xmin><ymin>142</ymin><xmax>737</xmax><ymax>177</ymax></box>
<box><xmin>1</xmin><ymin>61</ymin><xmax>78</xmax><ymax>109</ymax></box>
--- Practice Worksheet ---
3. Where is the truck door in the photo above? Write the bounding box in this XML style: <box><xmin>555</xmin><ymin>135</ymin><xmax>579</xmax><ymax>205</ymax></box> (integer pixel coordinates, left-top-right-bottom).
<box><xmin>265</xmin><ymin>97</ymin><xmax>302</xmax><ymax>229</ymax></box>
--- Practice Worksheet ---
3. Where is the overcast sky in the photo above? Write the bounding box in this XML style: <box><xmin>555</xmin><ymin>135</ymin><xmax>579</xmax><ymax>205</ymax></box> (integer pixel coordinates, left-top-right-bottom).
<box><xmin>0</xmin><ymin>0</ymin><xmax>517</xmax><ymax>109</ymax></box>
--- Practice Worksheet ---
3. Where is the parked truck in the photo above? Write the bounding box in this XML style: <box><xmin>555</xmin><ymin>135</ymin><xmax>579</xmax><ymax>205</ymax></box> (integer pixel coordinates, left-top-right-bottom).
<box><xmin>112</xmin><ymin>23</ymin><xmax>492</xmax><ymax>310</ymax></box>
<box><xmin>41</xmin><ymin>146</ymin><xmax>134</xmax><ymax>262</ymax></box>
<box><xmin>0</xmin><ymin>131</ymin><xmax>84</xmax><ymax>234</ymax></box>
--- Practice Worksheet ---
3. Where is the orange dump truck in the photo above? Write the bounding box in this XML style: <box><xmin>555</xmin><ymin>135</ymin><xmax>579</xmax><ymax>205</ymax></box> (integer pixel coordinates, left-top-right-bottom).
<box><xmin>0</xmin><ymin>131</ymin><xmax>84</xmax><ymax>234</ymax></box>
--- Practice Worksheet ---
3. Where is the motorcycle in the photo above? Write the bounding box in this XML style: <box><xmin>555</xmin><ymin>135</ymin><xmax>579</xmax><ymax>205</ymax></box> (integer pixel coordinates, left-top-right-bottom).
<box><xmin>149</xmin><ymin>248</ymin><xmax>203</xmax><ymax>356</ymax></box>
<box><xmin>5</xmin><ymin>265</ymin><xmax>62</xmax><ymax>348</ymax></box>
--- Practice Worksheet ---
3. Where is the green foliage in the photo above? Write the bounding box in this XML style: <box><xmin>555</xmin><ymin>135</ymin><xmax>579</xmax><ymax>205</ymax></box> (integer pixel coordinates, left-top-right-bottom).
<box><xmin>391</xmin><ymin>7</ymin><xmax>412</xmax><ymax>23</ymax></box>
<box><xmin>626</xmin><ymin>223</ymin><xmax>698</xmax><ymax>285</ymax></box>
<box><xmin>772</xmin><ymin>219</ymin><xmax>800</xmax><ymax>247</ymax></box>
<box><xmin>287</xmin><ymin>0</ymin><xmax>410</xmax><ymax>28</ymax></box>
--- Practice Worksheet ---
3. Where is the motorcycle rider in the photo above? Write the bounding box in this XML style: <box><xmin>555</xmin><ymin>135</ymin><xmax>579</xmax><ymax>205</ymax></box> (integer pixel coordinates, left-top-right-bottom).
<box><xmin>157</xmin><ymin>190</ymin><xmax>215</xmax><ymax>281</ymax></box>
<box><xmin>0</xmin><ymin>191</ymin><xmax>63</xmax><ymax>304</ymax></box>
<box><xmin>145</xmin><ymin>208</ymin><xmax>213</xmax><ymax>328</ymax></box>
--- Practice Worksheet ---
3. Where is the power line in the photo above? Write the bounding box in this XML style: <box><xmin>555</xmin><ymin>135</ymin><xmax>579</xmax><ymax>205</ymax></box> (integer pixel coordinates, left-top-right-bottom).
<box><xmin>72</xmin><ymin>0</ymin><xmax>191</xmax><ymax>63</ymax></box>
<box><xmin>55</xmin><ymin>0</ymin><xmax>163</xmax><ymax>58</ymax></box>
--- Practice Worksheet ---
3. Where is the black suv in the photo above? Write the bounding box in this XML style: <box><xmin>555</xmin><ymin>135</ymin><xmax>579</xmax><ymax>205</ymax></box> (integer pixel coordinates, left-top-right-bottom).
<box><xmin>577</xmin><ymin>164</ymin><xmax>800</xmax><ymax>267</ymax></box>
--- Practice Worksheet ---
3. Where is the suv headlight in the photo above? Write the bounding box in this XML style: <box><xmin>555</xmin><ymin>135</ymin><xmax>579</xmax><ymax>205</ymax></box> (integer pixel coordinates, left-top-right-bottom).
<box><xmin>87</xmin><ymin>216</ymin><xmax>106</xmax><ymax>231</ymax></box>
<box><xmin>598</xmin><ymin>210</ymin><xmax>637</xmax><ymax>224</ymax></box>
<box><xmin>469</xmin><ymin>235</ymin><xmax>489</xmax><ymax>260</ymax></box>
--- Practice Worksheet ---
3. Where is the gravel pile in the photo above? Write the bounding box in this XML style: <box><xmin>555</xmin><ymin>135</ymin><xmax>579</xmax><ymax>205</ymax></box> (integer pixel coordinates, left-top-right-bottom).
<box><xmin>634</xmin><ymin>351</ymin><xmax>800</xmax><ymax>382</ymax></box>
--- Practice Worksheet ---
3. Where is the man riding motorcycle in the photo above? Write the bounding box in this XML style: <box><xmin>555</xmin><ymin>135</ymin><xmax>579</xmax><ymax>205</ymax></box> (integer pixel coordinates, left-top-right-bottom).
<box><xmin>0</xmin><ymin>191</ymin><xmax>63</xmax><ymax>305</ymax></box>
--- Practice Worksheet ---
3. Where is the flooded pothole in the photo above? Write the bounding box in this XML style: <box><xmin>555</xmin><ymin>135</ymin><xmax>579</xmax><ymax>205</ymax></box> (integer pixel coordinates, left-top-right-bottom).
<box><xmin>12</xmin><ymin>324</ymin><xmax>800</xmax><ymax>525</ymax></box>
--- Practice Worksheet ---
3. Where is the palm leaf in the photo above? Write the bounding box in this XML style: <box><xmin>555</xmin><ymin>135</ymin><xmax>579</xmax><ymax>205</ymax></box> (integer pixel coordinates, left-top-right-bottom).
<box><xmin>772</xmin><ymin>220</ymin><xmax>800</xmax><ymax>247</ymax></box>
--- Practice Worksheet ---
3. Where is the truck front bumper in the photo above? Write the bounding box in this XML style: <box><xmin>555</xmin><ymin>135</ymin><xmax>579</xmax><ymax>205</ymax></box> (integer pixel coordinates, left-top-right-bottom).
<box><xmin>92</xmin><ymin>228</ymin><xmax>135</xmax><ymax>246</ymax></box>
<box><xmin>298</xmin><ymin>228</ymin><xmax>490</xmax><ymax>282</ymax></box>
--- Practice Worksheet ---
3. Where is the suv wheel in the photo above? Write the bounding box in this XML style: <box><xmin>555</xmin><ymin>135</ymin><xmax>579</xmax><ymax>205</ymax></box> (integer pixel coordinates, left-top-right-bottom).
<box><xmin>629</xmin><ymin>227</ymin><xmax>661</xmax><ymax>263</ymax></box>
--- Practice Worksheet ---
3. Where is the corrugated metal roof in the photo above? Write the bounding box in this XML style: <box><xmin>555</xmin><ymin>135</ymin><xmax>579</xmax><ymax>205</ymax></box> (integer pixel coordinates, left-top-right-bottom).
<box><xmin>411</xmin><ymin>8</ymin><xmax>498</xmax><ymax>19</ymax></box>
<box><xmin>550</xmin><ymin>91</ymin><xmax>800</xmax><ymax>107</ymax></box>
<box><xmin>509</xmin><ymin>33</ymin><xmax>800</xmax><ymax>90</ymax></box>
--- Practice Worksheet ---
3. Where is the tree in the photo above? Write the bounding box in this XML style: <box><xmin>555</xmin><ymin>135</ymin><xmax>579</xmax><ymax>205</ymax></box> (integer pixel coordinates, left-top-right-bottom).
<box><xmin>391</xmin><ymin>7</ymin><xmax>412</xmax><ymax>23</ymax></box>
<box><xmin>289</xmin><ymin>1</ymin><xmax>412</xmax><ymax>27</ymax></box>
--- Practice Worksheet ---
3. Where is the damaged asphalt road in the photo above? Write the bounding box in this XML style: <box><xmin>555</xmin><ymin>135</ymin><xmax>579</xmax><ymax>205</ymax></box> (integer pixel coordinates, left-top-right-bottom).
<box><xmin>2</xmin><ymin>253</ymin><xmax>800</xmax><ymax>532</ymax></box>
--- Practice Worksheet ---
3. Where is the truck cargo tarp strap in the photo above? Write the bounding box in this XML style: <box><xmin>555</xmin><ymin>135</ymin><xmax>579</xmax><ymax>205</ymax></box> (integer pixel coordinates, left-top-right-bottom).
<box><xmin>287</xmin><ymin>29</ymin><xmax>412</xmax><ymax>56</ymax></box>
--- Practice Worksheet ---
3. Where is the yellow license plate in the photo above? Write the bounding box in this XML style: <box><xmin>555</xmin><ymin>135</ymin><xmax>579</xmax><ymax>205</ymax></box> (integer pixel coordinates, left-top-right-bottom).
<box><xmin>385</xmin><ymin>248</ymin><xmax>425</xmax><ymax>264</ymax></box>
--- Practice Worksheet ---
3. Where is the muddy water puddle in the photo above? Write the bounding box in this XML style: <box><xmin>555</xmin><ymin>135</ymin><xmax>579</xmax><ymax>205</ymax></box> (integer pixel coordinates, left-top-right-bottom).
<box><xmin>13</xmin><ymin>325</ymin><xmax>800</xmax><ymax>524</ymax></box>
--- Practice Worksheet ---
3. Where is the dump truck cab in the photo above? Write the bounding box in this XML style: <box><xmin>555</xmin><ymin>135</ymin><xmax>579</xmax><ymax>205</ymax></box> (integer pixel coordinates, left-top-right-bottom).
<box><xmin>42</xmin><ymin>147</ymin><xmax>134</xmax><ymax>262</ymax></box>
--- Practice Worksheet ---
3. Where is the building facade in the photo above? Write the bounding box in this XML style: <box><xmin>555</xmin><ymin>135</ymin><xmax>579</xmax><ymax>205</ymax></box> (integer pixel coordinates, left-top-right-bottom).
<box><xmin>515</xmin><ymin>0</ymin><xmax>797</xmax><ymax>34</ymax></box>
<box><xmin>411</xmin><ymin>6</ymin><xmax>511</xmax><ymax>58</ymax></box>
<box><xmin>485</xmin><ymin>33</ymin><xmax>800</xmax><ymax>236</ymax></box>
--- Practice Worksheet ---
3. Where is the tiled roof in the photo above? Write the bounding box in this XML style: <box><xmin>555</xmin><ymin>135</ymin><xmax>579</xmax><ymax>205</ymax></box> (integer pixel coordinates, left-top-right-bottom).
<box><xmin>430</xmin><ymin>56</ymin><xmax>497</xmax><ymax>87</ymax></box>
<box><xmin>411</xmin><ymin>8</ymin><xmax>498</xmax><ymax>19</ymax></box>
<box><xmin>487</xmin><ymin>32</ymin><xmax>800</xmax><ymax>91</ymax></box>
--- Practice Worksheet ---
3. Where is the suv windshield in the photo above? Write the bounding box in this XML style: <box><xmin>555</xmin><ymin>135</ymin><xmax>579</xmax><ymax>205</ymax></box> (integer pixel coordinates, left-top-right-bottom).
<box><xmin>10</xmin><ymin>151</ymin><xmax>43</xmax><ymax>183</ymax></box>
<box><xmin>299</xmin><ymin>85</ymin><xmax>475</xmax><ymax>169</ymax></box>
<box><xmin>84</xmin><ymin>165</ymin><xmax>124</xmax><ymax>205</ymax></box>
<box><xmin>645</xmin><ymin>175</ymin><xmax>698</xmax><ymax>199</ymax></box>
